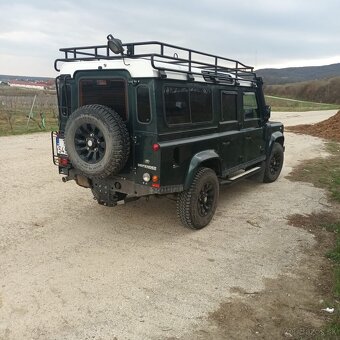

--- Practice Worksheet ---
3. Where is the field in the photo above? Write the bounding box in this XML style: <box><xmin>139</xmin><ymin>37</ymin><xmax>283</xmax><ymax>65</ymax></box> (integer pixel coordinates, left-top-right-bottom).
<box><xmin>0</xmin><ymin>86</ymin><xmax>58</xmax><ymax>135</ymax></box>
<box><xmin>264</xmin><ymin>76</ymin><xmax>340</xmax><ymax>105</ymax></box>
<box><xmin>265</xmin><ymin>95</ymin><xmax>339</xmax><ymax>112</ymax></box>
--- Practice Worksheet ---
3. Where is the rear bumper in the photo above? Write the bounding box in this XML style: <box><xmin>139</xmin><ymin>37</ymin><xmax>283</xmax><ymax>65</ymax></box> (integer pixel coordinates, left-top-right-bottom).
<box><xmin>63</xmin><ymin>169</ymin><xmax>183</xmax><ymax>196</ymax></box>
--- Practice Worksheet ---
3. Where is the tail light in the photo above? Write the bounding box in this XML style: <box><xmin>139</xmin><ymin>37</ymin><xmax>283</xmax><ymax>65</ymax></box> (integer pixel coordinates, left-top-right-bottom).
<box><xmin>152</xmin><ymin>143</ymin><xmax>160</xmax><ymax>152</ymax></box>
<box><xmin>59</xmin><ymin>157</ymin><xmax>69</xmax><ymax>167</ymax></box>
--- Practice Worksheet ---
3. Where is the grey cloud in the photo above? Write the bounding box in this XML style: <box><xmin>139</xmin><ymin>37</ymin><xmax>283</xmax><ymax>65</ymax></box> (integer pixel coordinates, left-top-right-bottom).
<box><xmin>0</xmin><ymin>0</ymin><xmax>339</xmax><ymax>76</ymax></box>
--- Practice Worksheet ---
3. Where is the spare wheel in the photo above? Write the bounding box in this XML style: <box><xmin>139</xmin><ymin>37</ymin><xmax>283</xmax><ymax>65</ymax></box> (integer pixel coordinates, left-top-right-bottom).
<box><xmin>64</xmin><ymin>104</ymin><xmax>130</xmax><ymax>179</ymax></box>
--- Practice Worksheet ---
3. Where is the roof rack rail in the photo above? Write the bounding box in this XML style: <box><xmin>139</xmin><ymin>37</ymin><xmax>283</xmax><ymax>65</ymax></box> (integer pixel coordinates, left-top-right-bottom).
<box><xmin>54</xmin><ymin>39</ymin><xmax>257</xmax><ymax>84</ymax></box>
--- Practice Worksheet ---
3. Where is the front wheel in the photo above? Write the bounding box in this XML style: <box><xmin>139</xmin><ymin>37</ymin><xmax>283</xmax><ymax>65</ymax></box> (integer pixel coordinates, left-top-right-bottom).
<box><xmin>177</xmin><ymin>167</ymin><xmax>219</xmax><ymax>230</ymax></box>
<box><xmin>263</xmin><ymin>142</ymin><xmax>284</xmax><ymax>183</ymax></box>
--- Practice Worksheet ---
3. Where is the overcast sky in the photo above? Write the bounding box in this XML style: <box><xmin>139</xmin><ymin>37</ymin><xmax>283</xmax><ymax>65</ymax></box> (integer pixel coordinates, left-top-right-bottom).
<box><xmin>1</xmin><ymin>0</ymin><xmax>340</xmax><ymax>77</ymax></box>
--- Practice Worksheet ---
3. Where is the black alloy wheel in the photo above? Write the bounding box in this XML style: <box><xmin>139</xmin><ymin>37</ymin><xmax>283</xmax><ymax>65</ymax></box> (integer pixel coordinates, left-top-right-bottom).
<box><xmin>263</xmin><ymin>142</ymin><xmax>284</xmax><ymax>183</ymax></box>
<box><xmin>197</xmin><ymin>182</ymin><xmax>216</xmax><ymax>217</ymax></box>
<box><xmin>177</xmin><ymin>167</ymin><xmax>219</xmax><ymax>230</ymax></box>
<box><xmin>74</xmin><ymin>123</ymin><xmax>106</xmax><ymax>164</ymax></box>
<box><xmin>269</xmin><ymin>152</ymin><xmax>282</xmax><ymax>175</ymax></box>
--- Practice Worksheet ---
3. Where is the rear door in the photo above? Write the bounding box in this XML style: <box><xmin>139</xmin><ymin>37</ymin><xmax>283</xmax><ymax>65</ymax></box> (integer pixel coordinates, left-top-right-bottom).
<box><xmin>75</xmin><ymin>70</ymin><xmax>133</xmax><ymax>173</ymax></box>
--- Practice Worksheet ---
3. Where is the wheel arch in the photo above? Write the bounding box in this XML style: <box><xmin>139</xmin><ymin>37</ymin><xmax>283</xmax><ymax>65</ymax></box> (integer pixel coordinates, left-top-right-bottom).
<box><xmin>184</xmin><ymin>150</ymin><xmax>221</xmax><ymax>190</ymax></box>
<box><xmin>268</xmin><ymin>131</ymin><xmax>284</xmax><ymax>156</ymax></box>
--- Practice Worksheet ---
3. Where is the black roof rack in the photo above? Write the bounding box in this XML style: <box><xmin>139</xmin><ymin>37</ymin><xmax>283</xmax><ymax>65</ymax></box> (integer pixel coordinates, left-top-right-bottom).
<box><xmin>54</xmin><ymin>40</ymin><xmax>257</xmax><ymax>85</ymax></box>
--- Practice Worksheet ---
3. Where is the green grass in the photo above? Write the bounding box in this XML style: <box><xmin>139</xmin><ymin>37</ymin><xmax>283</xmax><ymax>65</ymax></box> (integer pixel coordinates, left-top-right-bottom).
<box><xmin>325</xmin><ymin>222</ymin><xmax>340</xmax><ymax>298</ymax></box>
<box><xmin>0</xmin><ymin>113</ymin><xmax>58</xmax><ymax>135</ymax></box>
<box><xmin>265</xmin><ymin>95</ymin><xmax>339</xmax><ymax>112</ymax></box>
<box><xmin>324</xmin><ymin>321</ymin><xmax>340</xmax><ymax>338</ymax></box>
<box><xmin>287</xmin><ymin>143</ymin><xmax>340</xmax><ymax>203</ymax></box>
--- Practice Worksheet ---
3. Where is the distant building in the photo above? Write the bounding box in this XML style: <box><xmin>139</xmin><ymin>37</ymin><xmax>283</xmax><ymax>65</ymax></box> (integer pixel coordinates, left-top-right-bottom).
<box><xmin>8</xmin><ymin>80</ymin><xmax>47</xmax><ymax>90</ymax></box>
<box><xmin>0</xmin><ymin>81</ymin><xmax>10</xmax><ymax>86</ymax></box>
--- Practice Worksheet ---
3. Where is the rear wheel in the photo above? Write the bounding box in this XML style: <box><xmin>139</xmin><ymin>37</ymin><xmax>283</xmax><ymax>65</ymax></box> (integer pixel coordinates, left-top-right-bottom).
<box><xmin>177</xmin><ymin>167</ymin><xmax>219</xmax><ymax>230</ymax></box>
<box><xmin>263</xmin><ymin>142</ymin><xmax>284</xmax><ymax>183</ymax></box>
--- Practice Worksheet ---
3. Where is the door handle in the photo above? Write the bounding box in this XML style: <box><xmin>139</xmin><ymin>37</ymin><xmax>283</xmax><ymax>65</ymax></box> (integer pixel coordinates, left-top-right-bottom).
<box><xmin>222</xmin><ymin>141</ymin><xmax>231</xmax><ymax>146</ymax></box>
<box><xmin>245</xmin><ymin>136</ymin><xmax>252</xmax><ymax>140</ymax></box>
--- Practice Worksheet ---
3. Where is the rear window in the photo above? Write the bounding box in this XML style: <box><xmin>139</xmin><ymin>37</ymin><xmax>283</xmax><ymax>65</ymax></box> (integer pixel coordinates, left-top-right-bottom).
<box><xmin>79</xmin><ymin>79</ymin><xmax>127</xmax><ymax>120</ymax></box>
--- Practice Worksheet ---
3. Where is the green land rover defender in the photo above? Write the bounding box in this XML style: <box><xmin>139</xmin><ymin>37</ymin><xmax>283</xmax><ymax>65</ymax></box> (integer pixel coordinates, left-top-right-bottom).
<box><xmin>52</xmin><ymin>35</ymin><xmax>284</xmax><ymax>229</ymax></box>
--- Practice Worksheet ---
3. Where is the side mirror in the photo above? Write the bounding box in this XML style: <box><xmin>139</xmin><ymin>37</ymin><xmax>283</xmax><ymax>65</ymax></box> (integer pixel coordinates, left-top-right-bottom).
<box><xmin>264</xmin><ymin>105</ymin><xmax>271</xmax><ymax>122</ymax></box>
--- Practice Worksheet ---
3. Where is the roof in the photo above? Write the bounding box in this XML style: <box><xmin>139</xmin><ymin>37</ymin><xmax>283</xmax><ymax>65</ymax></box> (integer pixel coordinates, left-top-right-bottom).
<box><xmin>56</xmin><ymin>39</ymin><xmax>257</xmax><ymax>87</ymax></box>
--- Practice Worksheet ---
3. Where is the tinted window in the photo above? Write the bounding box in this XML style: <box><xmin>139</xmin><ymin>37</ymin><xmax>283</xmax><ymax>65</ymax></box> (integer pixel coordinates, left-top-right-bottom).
<box><xmin>221</xmin><ymin>92</ymin><xmax>237</xmax><ymax>121</ymax></box>
<box><xmin>164</xmin><ymin>87</ymin><xmax>190</xmax><ymax>124</ymax></box>
<box><xmin>59</xmin><ymin>83</ymin><xmax>71</xmax><ymax>116</ymax></box>
<box><xmin>243</xmin><ymin>92</ymin><xmax>259</xmax><ymax>119</ymax></box>
<box><xmin>190</xmin><ymin>88</ymin><xmax>213</xmax><ymax>123</ymax></box>
<box><xmin>79</xmin><ymin>79</ymin><xmax>127</xmax><ymax>120</ymax></box>
<box><xmin>137</xmin><ymin>86</ymin><xmax>151</xmax><ymax>123</ymax></box>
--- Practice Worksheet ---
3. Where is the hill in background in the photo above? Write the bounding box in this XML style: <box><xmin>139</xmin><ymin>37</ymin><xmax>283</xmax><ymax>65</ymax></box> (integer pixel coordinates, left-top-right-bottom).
<box><xmin>264</xmin><ymin>76</ymin><xmax>340</xmax><ymax>105</ymax></box>
<box><xmin>257</xmin><ymin>63</ymin><xmax>340</xmax><ymax>85</ymax></box>
<box><xmin>0</xmin><ymin>74</ymin><xmax>53</xmax><ymax>83</ymax></box>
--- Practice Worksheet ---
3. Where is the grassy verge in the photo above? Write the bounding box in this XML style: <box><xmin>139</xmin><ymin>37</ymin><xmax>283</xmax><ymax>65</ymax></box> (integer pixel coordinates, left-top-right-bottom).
<box><xmin>287</xmin><ymin>142</ymin><xmax>340</xmax><ymax>337</ymax></box>
<box><xmin>0</xmin><ymin>114</ymin><xmax>58</xmax><ymax>136</ymax></box>
<box><xmin>287</xmin><ymin>143</ymin><xmax>340</xmax><ymax>203</ymax></box>
<box><xmin>265</xmin><ymin>95</ymin><xmax>339</xmax><ymax>112</ymax></box>
<box><xmin>324</xmin><ymin>219</ymin><xmax>340</xmax><ymax>338</ymax></box>
<box><xmin>0</xmin><ymin>86</ymin><xmax>58</xmax><ymax>136</ymax></box>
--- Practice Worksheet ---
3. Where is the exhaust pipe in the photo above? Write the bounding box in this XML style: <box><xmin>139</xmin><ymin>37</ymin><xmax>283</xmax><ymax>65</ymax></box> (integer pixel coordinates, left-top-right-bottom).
<box><xmin>62</xmin><ymin>176</ymin><xmax>71</xmax><ymax>183</ymax></box>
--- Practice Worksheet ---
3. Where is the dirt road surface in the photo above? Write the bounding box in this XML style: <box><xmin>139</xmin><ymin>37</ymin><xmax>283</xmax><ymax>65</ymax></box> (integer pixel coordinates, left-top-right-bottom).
<box><xmin>271</xmin><ymin>109</ymin><xmax>338</xmax><ymax>126</ymax></box>
<box><xmin>0</xmin><ymin>111</ymin><xmax>335</xmax><ymax>339</ymax></box>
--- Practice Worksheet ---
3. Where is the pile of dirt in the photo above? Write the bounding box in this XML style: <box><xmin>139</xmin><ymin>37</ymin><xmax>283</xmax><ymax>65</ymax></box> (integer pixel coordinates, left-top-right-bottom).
<box><xmin>287</xmin><ymin>110</ymin><xmax>340</xmax><ymax>142</ymax></box>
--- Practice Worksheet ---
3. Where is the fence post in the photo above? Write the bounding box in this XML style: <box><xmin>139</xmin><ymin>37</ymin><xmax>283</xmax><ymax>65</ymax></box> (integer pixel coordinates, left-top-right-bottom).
<box><xmin>26</xmin><ymin>95</ymin><xmax>37</xmax><ymax>129</ymax></box>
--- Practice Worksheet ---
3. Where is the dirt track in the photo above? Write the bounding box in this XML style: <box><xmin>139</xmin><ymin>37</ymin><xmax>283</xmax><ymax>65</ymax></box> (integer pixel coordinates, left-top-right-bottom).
<box><xmin>0</xmin><ymin>111</ymin><xmax>335</xmax><ymax>340</ymax></box>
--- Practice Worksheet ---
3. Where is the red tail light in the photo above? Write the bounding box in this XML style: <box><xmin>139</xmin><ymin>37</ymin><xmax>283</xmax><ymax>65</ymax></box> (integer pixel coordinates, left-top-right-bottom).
<box><xmin>59</xmin><ymin>157</ymin><xmax>69</xmax><ymax>167</ymax></box>
<box><xmin>152</xmin><ymin>183</ymin><xmax>160</xmax><ymax>188</ymax></box>
<box><xmin>152</xmin><ymin>143</ymin><xmax>160</xmax><ymax>152</ymax></box>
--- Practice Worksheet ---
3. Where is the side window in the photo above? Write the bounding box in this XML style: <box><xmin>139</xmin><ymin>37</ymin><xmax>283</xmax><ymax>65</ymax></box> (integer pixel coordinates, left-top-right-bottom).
<box><xmin>221</xmin><ymin>92</ymin><xmax>237</xmax><ymax>121</ymax></box>
<box><xmin>59</xmin><ymin>83</ymin><xmax>71</xmax><ymax>116</ymax></box>
<box><xmin>190</xmin><ymin>88</ymin><xmax>213</xmax><ymax>123</ymax></box>
<box><xmin>137</xmin><ymin>85</ymin><xmax>151</xmax><ymax>123</ymax></box>
<box><xmin>243</xmin><ymin>92</ymin><xmax>259</xmax><ymax>119</ymax></box>
<box><xmin>164</xmin><ymin>87</ymin><xmax>190</xmax><ymax>125</ymax></box>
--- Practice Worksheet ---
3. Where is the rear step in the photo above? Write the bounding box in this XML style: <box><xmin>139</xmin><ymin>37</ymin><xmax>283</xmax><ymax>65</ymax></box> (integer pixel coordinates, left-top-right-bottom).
<box><xmin>219</xmin><ymin>166</ymin><xmax>261</xmax><ymax>185</ymax></box>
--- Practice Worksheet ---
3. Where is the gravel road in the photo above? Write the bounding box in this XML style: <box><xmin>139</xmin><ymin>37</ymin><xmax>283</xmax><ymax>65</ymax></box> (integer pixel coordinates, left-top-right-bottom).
<box><xmin>271</xmin><ymin>109</ymin><xmax>338</xmax><ymax>126</ymax></box>
<box><xmin>0</xmin><ymin>111</ymin><xmax>334</xmax><ymax>340</ymax></box>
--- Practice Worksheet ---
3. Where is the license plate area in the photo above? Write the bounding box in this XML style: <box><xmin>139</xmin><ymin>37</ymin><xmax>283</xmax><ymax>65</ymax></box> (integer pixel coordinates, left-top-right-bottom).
<box><xmin>56</xmin><ymin>136</ymin><xmax>68</xmax><ymax>156</ymax></box>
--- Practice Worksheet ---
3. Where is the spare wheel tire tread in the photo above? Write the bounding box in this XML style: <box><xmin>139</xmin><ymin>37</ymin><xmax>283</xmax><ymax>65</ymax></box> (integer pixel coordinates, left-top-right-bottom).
<box><xmin>65</xmin><ymin>104</ymin><xmax>130</xmax><ymax>179</ymax></box>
